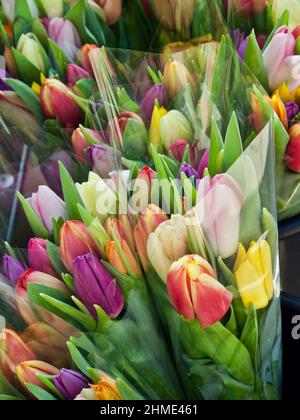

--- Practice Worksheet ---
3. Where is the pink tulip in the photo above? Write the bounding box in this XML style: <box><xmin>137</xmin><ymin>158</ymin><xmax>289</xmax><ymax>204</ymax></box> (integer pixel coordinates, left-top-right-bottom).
<box><xmin>263</xmin><ymin>26</ymin><xmax>300</xmax><ymax>91</ymax></box>
<box><xmin>48</xmin><ymin>18</ymin><xmax>81</xmax><ymax>60</ymax></box>
<box><xmin>285</xmin><ymin>123</ymin><xmax>300</xmax><ymax>172</ymax></box>
<box><xmin>197</xmin><ymin>174</ymin><xmax>244</xmax><ymax>259</ymax></box>
<box><xmin>66</xmin><ymin>64</ymin><xmax>92</xmax><ymax>86</ymax></box>
<box><xmin>28</xmin><ymin>238</ymin><xmax>56</xmax><ymax>276</ymax></box>
<box><xmin>27</xmin><ymin>186</ymin><xmax>67</xmax><ymax>232</ymax></box>
<box><xmin>197</xmin><ymin>149</ymin><xmax>209</xmax><ymax>178</ymax></box>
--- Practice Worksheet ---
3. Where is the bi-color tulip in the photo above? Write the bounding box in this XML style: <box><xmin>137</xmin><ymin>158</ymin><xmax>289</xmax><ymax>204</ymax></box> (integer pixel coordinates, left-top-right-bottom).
<box><xmin>167</xmin><ymin>255</ymin><xmax>233</xmax><ymax>328</ymax></box>
<box><xmin>16</xmin><ymin>360</ymin><xmax>59</xmax><ymax>392</ymax></box>
<box><xmin>285</xmin><ymin>123</ymin><xmax>300</xmax><ymax>172</ymax></box>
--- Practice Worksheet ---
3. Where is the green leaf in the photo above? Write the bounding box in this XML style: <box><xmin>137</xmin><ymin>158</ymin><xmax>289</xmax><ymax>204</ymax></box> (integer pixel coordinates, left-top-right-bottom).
<box><xmin>62</xmin><ymin>274</ymin><xmax>75</xmax><ymax>291</ymax></box>
<box><xmin>25</xmin><ymin>384</ymin><xmax>57</xmax><ymax>400</ymax></box>
<box><xmin>66</xmin><ymin>342</ymin><xmax>93</xmax><ymax>379</ymax></box>
<box><xmin>4</xmin><ymin>78</ymin><xmax>45</xmax><ymax>123</ymax></box>
<box><xmin>117</xmin><ymin>87</ymin><xmax>139</xmax><ymax>113</ymax></box>
<box><xmin>32</xmin><ymin>17</ymin><xmax>49</xmax><ymax>49</ymax></box>
<box><xmin>65</xmin><ymin>0</ymin><xmax>98</xmax><ymax>44</ymax></box>
<box><xmin>218</xmin><ymin>257</ymin><xmax>236</xmax><ymax>287</ymax></box>
<box><xmin>48</xmin><ymin>39</ymin><xmax>71</xmax><ymax>81</ymax></box>
<box><xmin>36</xmin><ymin>374</ymin><xmax>63</xmax><ymax>399</ymax></box>
<box><xmin>0</xmin><ymin>395</ymin><xmax>24</xmax><ymax>400</ymax></box>
<box><xmin>223</xmin><ymin>112</ymin><xmax>243</xmax><ymax>171</ymax></box>
<box><xmin>17</xmin><ymin>192</ymin><xmax>50</xmax><ymax>238</ymax></box>
<box><xmin>122</xmin><ymin>119</ymin><xmax>148</xmax><ymax>161</ymax></box>
<box><xmin>243</xmin><ymin>30</ymin><xmax>269</xmax><ymax>92</ymax></box>
<box><xmin>240</xmin><ymin>305</ymin><xmax>259</xmax><ymax>373</ymax></box>
<box><xmin>46</xmin><ymin>240</ymin><xmax>66</xmax><ymax>277</ymax></box>
<box><xmin>59</xmin><ymin>161</ymin><xmax>84</xmax><ymax>220</ymax></box>
<box><xmin>262</xmin><ymin>207</ymin><xmax>278</xmax><ymax>269</ymax></box>
<box><xmin>12</xmin><ymin>48</ymin><xmax>41</xmax><ymax>85</ymax></box>
<box><xmin>117</xmin><ymin>379</ymin><xmax>145</xmax><ymax>401</ymax></box>
<box><xmin>225</xmin><ymin>306</ymin><xmax>238</xmax><ymax>337</ymax></box>
<box><xmin>0</xmin><ymin>373</ymin><xmax>24</xmax><ymax>398</ymax></box>
<box><xmin>15</xmin><ymin>0</ymin><xmax>35</xmax><ymax>22</ymax></box>
<box><xmin>209</xmin><ymin>117</ymin><xmax>224</xmax><ymax>175</ymax></box>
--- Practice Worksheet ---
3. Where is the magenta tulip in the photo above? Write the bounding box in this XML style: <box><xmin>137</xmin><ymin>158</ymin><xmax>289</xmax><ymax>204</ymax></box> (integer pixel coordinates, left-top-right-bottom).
<box><xmin>28</xmin><ymin>238</ymin><xmax>56</xmax><ymax>276</ymax></box>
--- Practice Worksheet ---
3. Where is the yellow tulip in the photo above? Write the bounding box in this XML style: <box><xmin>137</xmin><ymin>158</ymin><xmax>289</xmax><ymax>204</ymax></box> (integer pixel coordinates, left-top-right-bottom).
<box><xmin>234</xmin><ymin>240</ymin><xmax>273</xmax><ymax>310</ymax></box>
<box><xmin>276</xmin><ymin>82</ymin><xmax>300</xmax><ymax>105</ymax></box>
<box><xmin>149</xmin><ymin>103</ymin><xmax>167</xmax><ymax>147</ymax></box>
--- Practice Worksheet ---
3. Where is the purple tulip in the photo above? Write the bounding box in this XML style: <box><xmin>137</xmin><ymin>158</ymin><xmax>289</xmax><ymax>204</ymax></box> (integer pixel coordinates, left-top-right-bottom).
<box><xmin>2</xmin><ymin>256</ymin><xmax>26</xmax><ymax>287</ymax></box>
<box><xmin>238</xmin><ymin>37</ymin><xmax>249</xmax><ymax>59</ymax></box>
<box><xmin>140</xmin><ymin>84</ymin><xmax>167</xmax><ymax>125</ymax></box>
<box><xmin>285</xmin><ymin>102</ymin><xmax>300</xmax><ymax>121</ymax></box>
<box><xmin>178</xmin><ymin>162</ymin><xmax>199</xmax><ymax>181</ymax></box>
<box><xmin>66</xmin><ymin>64</ymin><xmax>91</xmax><ymax>86</ymax></box>
<box><xmin>73</xmin><ymin>253</ymin><xmax>124</xmax><ymax>318</ymax></box>
<box><xmin>27</xmin><ymin>186</ymin><xmax>67</xmax><ymax>232</ymax></box>
<box><xmin>53</xmin><ymin>369</ymin><xmax>89</xmax><ymax>400</ymax></box>
<box><xmin>197</xmin><ymin>149</ymin><xmax>209</xmax><ymax>179</ymax></box>
<box><xmin>41</xmin><ymin>149</ymin><xmax>73</xmax><ymax>197</ymax></box>
<box><xmin>87</xmin><ymin>145</ymin><xmax>119</xmax><ymax>178</ymax></box>
<box><xmin>47</xmin><ymin>18</ymin><xmax>81</xmax><ymax>60</ymax></box>
<box><xmin>0</xmin><ymin>69</ymin><xmax>13</xmax><ymax>91</ymax></box>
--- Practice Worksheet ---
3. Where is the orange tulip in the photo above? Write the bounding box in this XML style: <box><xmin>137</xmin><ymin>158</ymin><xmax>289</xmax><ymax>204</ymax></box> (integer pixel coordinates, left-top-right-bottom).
<box><xmin>106</xmin><ymin>240</ymin><xmax>142</xmax><ymax>277</ymax></box>
<box><xmin>272</xmin><ymin>91</ymin><xmax>288</xmax><ymax>129</ymax></box>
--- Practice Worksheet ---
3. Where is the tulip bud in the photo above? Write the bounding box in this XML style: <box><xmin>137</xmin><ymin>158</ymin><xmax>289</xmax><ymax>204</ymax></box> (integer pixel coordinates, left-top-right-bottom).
<box><xmin>170</xmin><ymin>140</ymin><xmax>196</xmax><ymax>165</ymax></box>
<box><xmin>77</xmin><ymin>44</ymin><xmax>98</xmax><ymax>74</ymax></box>
<box><xmin>163</xmin><ymin>59</ymin><xmax>193</xmax><ymax>99</ymax></box>
<box><xmin>59</xmin><ymin>221</ymin><xmax>99</xmax><ymax>273</ymax></box>
<box><xmin>2</xmin><ymin>255</ymin><xmax>26</xmax><ymax>287</ymax></box>
<box><xmin>149</xmin><ymin>103</ymin><xmax>168</xmax><ymax>147</ymax></box>
<box><xmin>272</xmin><ymin>91</ymin><xmax>288</xmax><ymax>129</ymax></box>
<box><xmin>40</xmin><ymin>0</ymin><xmax>64</xmax><ymax>18</ymax></box>
<box><xmin>140</xmin><ymin>84</ymin><xmax>167</xmax><ymax>125</ymax></box>
<box><xmin>71</xmin><ymin>127</ymin><xmax>103</xmax><ymax>164</ymax></box>
<box><xmin>27</xmin><ymin>185</ymin><xmax>67</xmax><ymax>232</ymax></box>
<box><xmin>21</xmin><ymin>322</ymin><xmax>73</xmax><ymax>368</ymax></box>
<box><xmin>66</xmin><ymin>64</ymin><xmax>92</xmax><ymax>86</ymax></box>
<box><xmin>153</xmin><ymin>0</ymin><xmax>195</xmax><ymax>32</ymax></box>
<box><xmin>16</xmin><ymin>360</ymin><xmax>59</xmax><ymax>392</ymax></box>
<box><xmin>178</xmin><ymin>162</ymin><xmax>199</xmax><ymax>181</ymax></box>
<box><xmin>160</xmin><ymin>110</ymin><xmax>193</xmax><ymax>151</ymax></box>
<box><xmin>134</xmin><ymin>205</ymin><xmax>168</xmax><ymax>271</ymax></box>
<box><xmin>73</xmin><ymin>253</ymin><xmax>124</xmax><ymax>317</ymax></box>
<box><xmin>17</xmin><ymin>33</ymin><xmax>46</xmax><ymax>73</ymax></box>
<box><xmin>48</xmin><ymin>18</ymin><xmax>81</xmax><ymax>60</ymax></box>
<box><xmin>167</xmin><ymin>254</ymin><xmax>233</xmax><ymax>328</ymax></box>
<box><xmin>286</xmin><ymin>123</ymin><xmax>300</xmax><ymax>172</ymax></box>
<box><xmin>105</xmin><ymin>217</ymin><xmax>134</xmax><ymax>249</ymax></box>
<box><xmin>134</xmin><ymin>166</ymin><xmax>157</xmax><ymax>210</ymax></box>
<box><xmin>53</xmin><ymin>369</ymin><xmax>89</xmax><ymax>400</ymax></box>
<box><xmin>0</xmin><ymin>329</ymin><xmax>36</xmax><ymax>384</ymax></box>
<box><xmin>16</xmin><ymin>269</ymin><xmax>69</xmax><ymax>324</ymax></box>
<box><xmin>106</xmin><ymin>239</ymin><xmax>142</xmax><ymax>277</ymax></box>
<box><xmin>40</xmin><ymin>78</ymin><xmax>84</xmax><ymax>128</ymax></box>
<box><xmin>147</xmin><ymin>215</ymin><xmax>188</xmax><ymax>282</ymax></box>
<box><xmin>95</xmin><ymin>0</ymin><xmax>122</xmax><ymax>25</ymax></box>
<box><xmin>285</xmin><ymin>102</ymin><xmax>300</xmax><ymax>121</ymax></box>
<box><xmin>197</xmin><ymin>149</ymin><xmax>209</xmax><ymax>179</ymax></box>
<box><xmin>234</xmin><ymin>240</ymin><xmax>273</xmax><ymax>309</ymax></box>
<box><xmin>87</xmin><ymin>145</ymin><xmax>119</xmax><ymax>178</ymax></box>
<box><xmin>28</xmin><ymin>238</ymin><xmax>56</xmax><ymax>276</ymax></box>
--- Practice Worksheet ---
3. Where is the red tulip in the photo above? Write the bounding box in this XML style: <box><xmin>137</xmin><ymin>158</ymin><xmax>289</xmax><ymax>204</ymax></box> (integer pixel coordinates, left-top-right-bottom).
<box><xmin>167</xmin><ymin>255</ymin><xmax>232</xmax><ymax>328</ymax></box>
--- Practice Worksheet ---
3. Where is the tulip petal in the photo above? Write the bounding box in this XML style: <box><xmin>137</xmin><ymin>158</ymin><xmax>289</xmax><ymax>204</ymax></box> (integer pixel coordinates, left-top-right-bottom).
<box><xmin>259</xmin><ymin>240</ymin><xmax>274</xmax><ymax>300</ymax></box>
<box><xmin>167</xmin><ymin>263</ymin><xmax>195</xmax><ymax>320</ymax></box>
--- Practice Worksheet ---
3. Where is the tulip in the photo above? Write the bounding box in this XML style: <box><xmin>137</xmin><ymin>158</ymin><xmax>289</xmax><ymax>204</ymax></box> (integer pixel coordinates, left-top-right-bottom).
<box><xmin>105</xmin><ymin>216</ymin><xmax>135</xmax><ymax>252</ymax></box>
<box><xmin>40</xmin><ymin>78</ymin><xmax>84</xmax><ymax>128</ymax></box>
<box><xmin>106</xmin><ymin>239</ymin><xmax>142</xmax><ymax>277</ymax></box>
<box><xmin>75</xmin><ymin>372</ymin><xmax>121</xmax><ymax>400</ymax></box>
<box><xmin>0</xmin><ymin>329</ymin><xmax>36</xmax><ymax>384</ymax></box>
<box><xmin>234</xmin><ymin>240</ymin><xmax>273</xmax><ymax>309</ymax></box>
<box><xmin>2</xmin><ymin>255</ymin><xmax>26</xmax><ymax>287</ymax></box>
<box><xmin>263</xmin><ymin>26</ymin><xmax>300</xmax><ymax>91</ymax></box>
<box><xmin>133</xmin><ymin>166</ymin><xmax>157</xmax><ymax>210</ymax></box>
<box><xmin>160</xmin><ymin>110</ymin><xmax>193</xmax><ymax>151</ymax></box>
<box><xmin>107</xmin><ymin>111</ymin><xmax>144</xmax><ymax>150</ymax></box>
<box><xmin>147</xmin><ymin>215</ymin><xmax>188</xmax><ymax>282</ymax></box>
<box><xmin>73</xmin><ymin>253</ymin><xmax>124</xmax><ymax>318</ymax></box>
<box><xmin>272</xmin><ymin>91</ymin><xmax>288</xmax><ymax>129</ymax></box>
<box><xmin>153</xmin><ymin>0</ymin><xmax>195</xmax><ymax>32</ymax></box>
<box><xmin>0</xmin><ymin>69</ymin><xmax>12</xmax><ymax>91</ymax></box>
<box><xmin>40</xmin><ymin>0</ymin><xmax>64</xmax><ymax>18</ymax></box>
<box><xmin>53</xmin><ymin>369</ymin><xmax>89</xmax><ymax>400</ymax></box>
<box><xmin>87</xmin><ymin>145</ymin><xmax>120</xmax><ymax>178</ymax></box>
<box><xmin>27</xmin><ymin>185</ymin><xmax>67</xmax><ymax>232</ymax></box>
<box><xmin>163</xmin><ymin>59</ymin><xmax>193</xmax><ymax>99</ymax></box>
<box><xmin>47</xmin><ymin>18</ymin><xmax>81</xmax><ymax>60</ymax></box>
<box><xmin>149</xmin><ymin>103</ymin><xmax>168</xmax><ymax>147</ymax></box>
<box><xmin>140</xmin><ymin>84</ymin><xmax>167</xmax><ymax>125</ymax></box>
<box><xmin>22</xmin><ymin>322</ymin><xmax>73</xmax><ymax>368</ymax></box>
<box><xmin>170</xmin><ymin>139</ymin><xmax>196</xmax><ymax>166</ymax></box>
<box><xmin>285</xmin><ymin>123</ymin><xmax>300</xmax><ymax>172</ymax></box>
<box><xmin>16</xmin><ymin>269</ymin><xmax>68</xmax><ymax>324</ymax></box>
<box><xmin>28</xmin><ymin>238</ymin><xmax>56</xmax><ymax>276</ymax></box>
<box><xmin>59</xmin><ymin>220</ymin><xmax>98</xmax><ymax>274</ymax></box>
<box><xmin>197</xmin><ymin>149</ymin><xmax>209</xmax><ymax>178</ymax></box>
<box><xmin>285</xmin><ymin>102</ymin><xmax>300</xmax><ymax>120</ymax></box>
<box><xmin>76</xmin><ymin>172</ymin><xmax>117</xmax><ymax>222</ymax></box>
<box><xmin>17</xmin><ymin>33</ymin><xmax>46</xmax><ymax>73</ymax></box>
<box><xmin>72</xmin><ymin>127</ymin><xmax>103</xmax><ymax>164</ymax></box>
<box><xmin>223</xmin><ymin>0</ymin><xmax>267</xmax><ymax>17</ymax></box>
<box><xmin>2</xmin><ymin>0</ymin><xmax>39</xmax><ymax>21</ymax></box>
<box><xmin>134</xmin><ymin>205</ymin><xmax>168</xmax><ymax>271</ymax></box>
<box><xmin>178</xmin><ymin>162</ymin><xmax>199</xmax><ymax>181</ymax></box>
<box><xmin>16</xmin><ymin>360</ymin><xmax>59</xmax><ymax>391</ymax></box>
<box><xmin>77</xmin><ymin>44</ymin><xmax>98</xmax><ymax>74</ymax></box>
<box><xmin>167</xmin><ymin>255</ymin><xmax>233</xmax><ymax>328</ymax></box>
<box><xmin>277</xmin><ymin>82</ymin><xmax>300</xmax><ymax>104</ymax></box>
<box><xmin>66</xmin><ymin>64</ymin><xmax>92</xmax><ymax>86</ymax></box>
<box><xmin>40</xmin><ymin>149</ymin><xmax>73</xmax><ymax>197</ymax></box>
<box><xmin>95</xmin><ymin>0</ymin><xmax>122</xmax><ymax>25</ymax></box>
